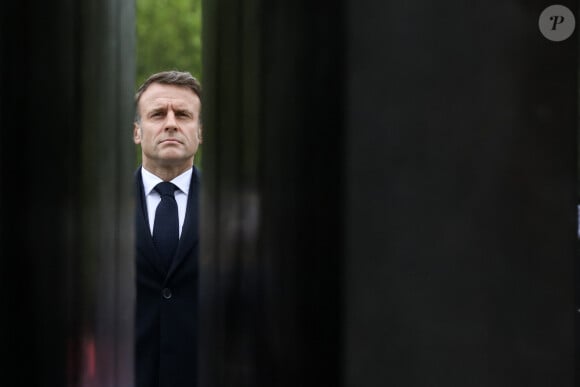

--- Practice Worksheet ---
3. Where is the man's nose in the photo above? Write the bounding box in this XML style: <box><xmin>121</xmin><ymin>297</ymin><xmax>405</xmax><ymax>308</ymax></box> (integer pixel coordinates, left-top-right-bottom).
<box><xmin>164</xmin><ymin>111</ymin><xmax>178</xmax><ymax>130</ymax></box>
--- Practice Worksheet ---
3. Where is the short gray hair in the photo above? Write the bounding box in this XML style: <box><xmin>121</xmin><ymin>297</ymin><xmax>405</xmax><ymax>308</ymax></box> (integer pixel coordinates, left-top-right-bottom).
<box><xmin>134</xmin><ymin>70</ymin><xmax>202</xmax><ymax>123</ymax></box>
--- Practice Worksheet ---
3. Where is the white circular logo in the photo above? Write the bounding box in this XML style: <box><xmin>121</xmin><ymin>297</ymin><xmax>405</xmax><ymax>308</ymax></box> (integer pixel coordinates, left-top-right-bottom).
<box><xmin>539</xmin><ymin>5</ymin><xmax>575</xmax><ymax>41</ymax></box>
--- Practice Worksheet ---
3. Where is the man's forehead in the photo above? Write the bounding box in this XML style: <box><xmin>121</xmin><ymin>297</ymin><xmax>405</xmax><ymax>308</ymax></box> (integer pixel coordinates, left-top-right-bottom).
<box><xmin>147</xmin><ymin>100</ymin><xmax>194</xmax><ymax>110</ymax></box>
<box><xmin>140</xmin><ymin>83</ymin><xmax>199</xmax><ymax>105</ymax></box>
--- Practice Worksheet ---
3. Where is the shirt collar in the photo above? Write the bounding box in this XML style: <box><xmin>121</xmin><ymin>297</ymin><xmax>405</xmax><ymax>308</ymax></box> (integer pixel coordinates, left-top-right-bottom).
<box><xmin>141</xmin><ymin>166</ymin><xmax>192</xmax><ymax>196</ymax></box>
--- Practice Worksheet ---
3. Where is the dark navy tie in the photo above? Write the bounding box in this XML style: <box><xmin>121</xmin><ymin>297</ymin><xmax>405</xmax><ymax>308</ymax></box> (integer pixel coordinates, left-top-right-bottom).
<box><xmin>153</xmin><ymin>182</ymin><xmax>179</xmax><ymax>270</ymax></box>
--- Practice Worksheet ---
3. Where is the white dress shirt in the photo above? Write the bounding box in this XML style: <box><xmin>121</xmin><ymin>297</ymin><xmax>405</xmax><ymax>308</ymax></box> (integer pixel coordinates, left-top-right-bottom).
<box><xmin>141</xmin><ymin>166</ymin><xmax>192</xmax><ymax>238</ymax></box>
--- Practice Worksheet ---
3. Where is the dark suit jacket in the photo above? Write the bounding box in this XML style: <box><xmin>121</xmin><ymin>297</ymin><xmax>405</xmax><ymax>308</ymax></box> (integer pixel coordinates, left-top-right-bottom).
<box><xmin>135</xmin><ymin>165</ymin><xmax>200</xmax><ymax>387</ymax></box>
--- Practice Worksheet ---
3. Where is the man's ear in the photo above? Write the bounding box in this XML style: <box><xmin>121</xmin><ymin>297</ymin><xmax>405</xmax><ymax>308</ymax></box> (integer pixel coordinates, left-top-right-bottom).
<box><xmin>133</xmin><ymin>123</ymin><xmax>142</xmax><ymax>144</ymax></box>
<box><xmin>197</xmin><ymin>125</ymin><xmax>203</xmax><ymax>144</ymax></box>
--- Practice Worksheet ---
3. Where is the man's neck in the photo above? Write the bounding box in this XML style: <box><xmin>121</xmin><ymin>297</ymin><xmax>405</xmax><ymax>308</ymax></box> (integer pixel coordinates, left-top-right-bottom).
<box><xmin>142</xmin><ymin>162</ymin><xmax>193</xmax><ymax>182</ymax></box>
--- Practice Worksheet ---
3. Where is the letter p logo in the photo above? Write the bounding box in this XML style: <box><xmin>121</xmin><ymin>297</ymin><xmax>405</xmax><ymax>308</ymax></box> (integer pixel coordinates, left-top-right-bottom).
<box><xmin>550</xmin><ymin>15</ymin><xmax>565</xmax><ymax>30</ymax></box>
<box><xmin>539</xmin><ymin>5</ymin><xmax>575</xmax><ymax>41</ymax></box>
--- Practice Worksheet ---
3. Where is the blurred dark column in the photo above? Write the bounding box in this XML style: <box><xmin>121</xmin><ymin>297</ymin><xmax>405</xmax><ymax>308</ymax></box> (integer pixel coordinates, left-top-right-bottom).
<box><xmin>201</xmin><ymin>1</ymin><xmax>577</xmax><ymax>387</ymax></box>
<box><xmin>0</xmin><ymin>1</ymin><xmax>135</xmax><ymax>386</ymax></box>
<box><xmin>201</xmin><ymin>1</ymin><xmax>343</xmax><ymax>386</ymax></box>
<box><xmin>344</xmin><ymin>1</ymin><xmax>576</xmax><ymax>386</ymax></box>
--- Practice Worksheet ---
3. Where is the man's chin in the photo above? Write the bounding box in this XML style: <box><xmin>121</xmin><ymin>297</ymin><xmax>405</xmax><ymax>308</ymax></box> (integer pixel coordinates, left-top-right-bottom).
<box><xmin>157</xmin><ymin>153</ymin><xmax>193</xmax><ymax>166</ymax></box>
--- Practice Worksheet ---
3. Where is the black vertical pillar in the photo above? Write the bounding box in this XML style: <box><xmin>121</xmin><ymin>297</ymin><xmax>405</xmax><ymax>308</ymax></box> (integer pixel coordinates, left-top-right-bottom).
<box><xmin>201</xmin><ymin>1</ymin><xmax>577</xmax><ymax>386</ymax></box>
<box><xmin>344</xmin><ymin>1</ymin><xmax>576</xmax><ymax>386</ymax></box>
<box><xmin>201</xmin><ymin>1</ymin><xmax>343</xmax><ymax>386</ymax></box>
<box><xmin>0</xmin><ymin>1</ymin><xmax>135</xmax><ymax>386</ymax></box>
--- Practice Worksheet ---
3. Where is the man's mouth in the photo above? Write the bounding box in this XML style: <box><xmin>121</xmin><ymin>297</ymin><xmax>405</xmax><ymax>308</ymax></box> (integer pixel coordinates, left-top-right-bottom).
<box><xmin>160</xmin><ymin>138</ymin><xmax>181</xmax><ymax>144</ymax></box>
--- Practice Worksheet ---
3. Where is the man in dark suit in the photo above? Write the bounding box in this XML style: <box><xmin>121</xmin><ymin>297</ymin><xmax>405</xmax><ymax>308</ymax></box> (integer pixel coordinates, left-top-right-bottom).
<box><xmin>133</xmin><ymin>70</ymin><xmax>202</xmax><ymax>387</ymax></box>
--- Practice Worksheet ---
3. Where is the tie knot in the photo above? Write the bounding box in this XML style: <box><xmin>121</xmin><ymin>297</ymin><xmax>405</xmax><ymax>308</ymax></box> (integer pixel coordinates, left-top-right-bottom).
<box><xmin>154</xmin><ymin>182</ymin><xmax>178</xmax><ymax>197</ymax></box>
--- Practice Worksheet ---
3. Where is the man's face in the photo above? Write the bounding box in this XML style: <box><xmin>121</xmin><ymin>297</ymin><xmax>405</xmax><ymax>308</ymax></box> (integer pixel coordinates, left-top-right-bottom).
<box><xmin>134</xmin><ymin>83</ymin><xmax>202</xmax><ymax>171</ymax></box>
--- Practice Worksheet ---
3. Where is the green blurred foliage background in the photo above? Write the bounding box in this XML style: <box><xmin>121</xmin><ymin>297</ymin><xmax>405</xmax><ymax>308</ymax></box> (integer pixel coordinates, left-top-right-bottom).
<box><xmin>136</xmin><ymin>0</ymin><xmax>203</xmax><ymax>86</ymax></box>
